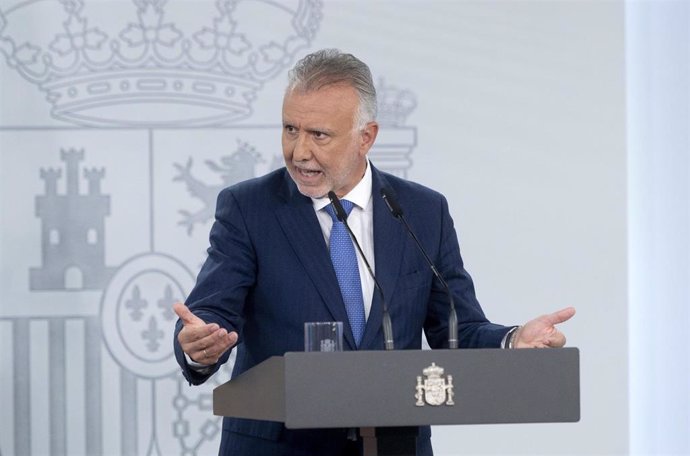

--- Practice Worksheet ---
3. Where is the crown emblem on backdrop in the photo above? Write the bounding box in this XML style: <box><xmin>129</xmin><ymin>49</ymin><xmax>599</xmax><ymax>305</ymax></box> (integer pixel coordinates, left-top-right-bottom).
<box><xmin>0</xmin><ymin>0</ymin><xmax>322</xmax><ymax>126</ymax></box>
<box><xmin>376</xmin><ymin>78</ymin><xmax>417</xmax><ymax>127</ymax></box>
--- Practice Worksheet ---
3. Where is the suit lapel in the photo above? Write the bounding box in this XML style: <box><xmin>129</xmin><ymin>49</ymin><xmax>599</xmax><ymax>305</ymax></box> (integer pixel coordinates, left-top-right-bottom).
<box><xmin>359</xmin><ymin>168</ymin><xmax>407</xmax><ymax>349</ymax></box>
<box><xmin>273</xmin><ymin>173</ymin><xmax>357</xmax><ymax>349</ymax></box>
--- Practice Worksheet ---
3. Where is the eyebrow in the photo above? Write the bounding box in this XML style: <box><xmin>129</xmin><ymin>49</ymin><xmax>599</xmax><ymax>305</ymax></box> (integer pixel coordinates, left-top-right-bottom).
<box><xmin>282</xmin><ymin>122</ymin><xmax>335</xmax><ymax>136</ymax></box>
<box><xmin>305</xmin><ymin>127</ymin><xmax>335</xmax><ymax>135</ymax></box>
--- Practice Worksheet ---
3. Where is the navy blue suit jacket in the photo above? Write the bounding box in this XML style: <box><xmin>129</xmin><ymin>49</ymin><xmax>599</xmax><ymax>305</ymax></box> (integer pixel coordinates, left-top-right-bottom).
<box><xmin>174</xmin><ymin>165</ymin><xmax>510</xmax><ymax>455</ymax></box>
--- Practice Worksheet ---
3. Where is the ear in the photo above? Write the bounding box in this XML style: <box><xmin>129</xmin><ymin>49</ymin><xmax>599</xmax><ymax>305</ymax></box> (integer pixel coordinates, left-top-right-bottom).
<box><xmin>359</xmin><ymin>121</ymin><xmax>379</xmax><ymax>155</ymax></box>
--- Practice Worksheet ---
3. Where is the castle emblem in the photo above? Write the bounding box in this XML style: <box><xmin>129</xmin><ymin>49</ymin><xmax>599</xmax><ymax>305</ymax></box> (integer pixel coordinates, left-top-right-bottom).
<box><xmin>29</xmin><ymin>148</ymin><xmax>115</xmax><ymax>290</ymax></box>
<box><xmin>415</xmin><ymin>362</ymin><xmax>455</xmax><ymax>407</ymax></box>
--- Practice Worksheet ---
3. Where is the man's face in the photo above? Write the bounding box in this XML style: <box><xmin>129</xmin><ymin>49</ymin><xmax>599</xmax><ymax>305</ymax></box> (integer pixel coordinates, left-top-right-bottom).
<box><xmin>282</xmin><ymin>83</ymin><xmax>378</xmax><ymax>199</ymax></box>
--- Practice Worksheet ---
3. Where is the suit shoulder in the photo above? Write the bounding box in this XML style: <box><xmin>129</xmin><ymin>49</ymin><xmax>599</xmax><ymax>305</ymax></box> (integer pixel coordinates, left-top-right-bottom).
<box><xmin>377</xmin><ymin>169</ymin><xmax>447</xmax><ymax>205</ymax></box>
<box><xmin>217</xmin><ymin>168</ymin><xmax>288</xmax><ymax>203</ymax></box>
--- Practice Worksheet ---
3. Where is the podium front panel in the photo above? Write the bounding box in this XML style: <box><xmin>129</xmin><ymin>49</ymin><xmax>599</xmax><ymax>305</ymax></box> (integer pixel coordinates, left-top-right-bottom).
<box><xmin>215</xmin><ymin>348</ymin><xmax>580</xmax><ymax>429</ymax></box>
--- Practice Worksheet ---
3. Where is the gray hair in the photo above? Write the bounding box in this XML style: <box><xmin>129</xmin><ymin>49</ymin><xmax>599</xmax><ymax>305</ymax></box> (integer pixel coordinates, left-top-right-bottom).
<box><xmin>287</xmin><ymin>49</ymin><xmax>377</xmax><ymax>129</ymax></box>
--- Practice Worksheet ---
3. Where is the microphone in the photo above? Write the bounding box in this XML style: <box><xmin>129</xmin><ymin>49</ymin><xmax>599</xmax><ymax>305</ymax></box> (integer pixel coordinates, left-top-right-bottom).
<box><xmin>380</xmin><ymin>188</ymin><xmax>459</xmax><ymax>349</ymax></box>
<box><xmin>327</xmin><ymin>191</ymin><xmax>394</xmax><ymax>350</ymax></box>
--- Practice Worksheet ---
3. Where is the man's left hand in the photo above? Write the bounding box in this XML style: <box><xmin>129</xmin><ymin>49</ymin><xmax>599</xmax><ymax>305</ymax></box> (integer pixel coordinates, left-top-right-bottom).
<box><xmin>513</xmin><ymin>307</ymin><xmax>576</xmax><ymax>348</ymax></box>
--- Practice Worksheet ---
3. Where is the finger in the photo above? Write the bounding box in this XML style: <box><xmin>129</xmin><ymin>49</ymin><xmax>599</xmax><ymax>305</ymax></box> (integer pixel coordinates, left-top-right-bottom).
<box><xmin>193</xmin><ymin>331</ymin><xmax>238</xmax><ymax>364</ymax></box>
<box><xmin>514</xmin><ymin>325</ymin><xmax>565</xmax><ymax>349</ymax></box>
<box><xmin>215</xmin><ymin>330</ymin><xmax>238</xmax><ymax>354</ymax></box>
<box><xmin>190</xmin><ymin>347</ymin><xmax>214</xmax><ymax>366</ymax></box>
<box><xmin>545</xmin><ymin>330</ymin><xmax>566</xmax><ymax>348</ymax></box>
<box><xmin>177</xmin><ymin>322</ymin><xmax>220</xmax><ymax>347</ymax></box>
<box><xmin>173</xmin><ymin>302</ymin><xmax>205</xmax><ymax>326</ymax></box>
<box><xmin>226</xmin><ymin>331</ymin><xmax>239</xmax><ymax>348</ymax></box>
<box><xmin>210</xmin><ymin>329</ymin><xmax>238</xmax><ymax>354</ymax></box>
<box><xmin>541</xmin><ymin>307</ymin><xmax>576</xmax><ymax>326</ymax></box>
<box><xmin>181</xmin><ymin>325</ymin><xmax>223</xmax><ymax>351</ymax></box>
<box><xmin>191</xmin><ymin>346</ymin><xmax>215</xmax><ymax>365</ymax></box>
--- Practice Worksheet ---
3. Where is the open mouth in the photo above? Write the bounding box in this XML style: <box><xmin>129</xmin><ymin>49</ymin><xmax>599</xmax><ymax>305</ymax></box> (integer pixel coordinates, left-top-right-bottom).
<box><xmin>297</xmin><ymin>167</ymin><xmax>322</xmax><ymax>178</ymax></box>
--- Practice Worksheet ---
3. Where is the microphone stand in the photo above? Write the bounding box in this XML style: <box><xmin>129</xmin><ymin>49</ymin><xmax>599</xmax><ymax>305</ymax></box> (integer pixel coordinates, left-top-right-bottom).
<box><xmin>381</xmin><ymin>188</ymin><xmax>458</xmax><ymax>349</ymax></box>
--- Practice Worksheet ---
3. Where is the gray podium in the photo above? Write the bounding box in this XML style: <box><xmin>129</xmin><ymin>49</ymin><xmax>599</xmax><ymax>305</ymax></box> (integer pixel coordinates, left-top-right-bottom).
<box><xmin>214</xmin><ymin>348</ymin><xmax>580</xmax><ymax>455</ymax></box>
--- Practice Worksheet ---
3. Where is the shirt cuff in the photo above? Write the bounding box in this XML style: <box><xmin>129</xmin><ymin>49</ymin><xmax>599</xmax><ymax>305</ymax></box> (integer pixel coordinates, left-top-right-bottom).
<box><xmin>501</xmin><ymin>326</ymin><xmax>520</xmax><ymax>349</ymax></box>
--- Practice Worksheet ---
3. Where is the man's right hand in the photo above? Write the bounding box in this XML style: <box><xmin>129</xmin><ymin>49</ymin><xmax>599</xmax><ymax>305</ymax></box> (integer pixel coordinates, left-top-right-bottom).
<box><xmin>173</xmin><ymin>302</ymin><xmax>238</xmax><ymax>366</ymax></box>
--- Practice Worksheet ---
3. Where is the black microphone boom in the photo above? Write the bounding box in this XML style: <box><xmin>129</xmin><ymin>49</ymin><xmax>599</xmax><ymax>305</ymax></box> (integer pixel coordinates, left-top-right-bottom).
<box><xmin>328</xmin><ymin>191</ymin><xmax>349</xmax><ymax>222</ymax></box>
<box><xmin>380</xmin><ymin>188</ymin><xmax>459</xmax><ymax>349</ymax></box>
<box><xmin>381</xmin><ymin>188</ymin><xmax>403</xmax><ymax>218</ymax></box>
<box><xmin>327</xmin><ymin>191</ymin><xmax>395</xmax><ymax>350</ymax></box>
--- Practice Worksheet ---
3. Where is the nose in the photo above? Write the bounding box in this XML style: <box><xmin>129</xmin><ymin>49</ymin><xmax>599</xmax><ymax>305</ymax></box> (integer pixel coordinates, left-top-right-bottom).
<box><xmin>292</xmin><ymin>133</ymin><xmax>312</xmax><ymax>162</ymax></box>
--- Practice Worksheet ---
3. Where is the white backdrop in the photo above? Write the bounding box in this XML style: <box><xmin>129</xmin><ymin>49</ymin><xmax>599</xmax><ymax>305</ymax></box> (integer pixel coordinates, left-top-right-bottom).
<box><xmin>628</xmin><ymin>2</ymin><xmax>690</xmax><ymax>455</ymax></box>
<box><xmin>0</xmin><ymin>1</ymin><xmax>633</xmax><ymax>455</ymax></box>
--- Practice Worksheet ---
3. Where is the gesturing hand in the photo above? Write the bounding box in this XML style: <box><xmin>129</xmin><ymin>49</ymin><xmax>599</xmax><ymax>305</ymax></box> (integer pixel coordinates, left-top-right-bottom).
<box><xmin>173</xmin><ymin>302</ymin><xmax>238</xmax><ymax>366</ymax></box>
<box><xmin>513</xmin><ymin>307</ymin><xmax>576</xmax><ymax>349</ymax></box>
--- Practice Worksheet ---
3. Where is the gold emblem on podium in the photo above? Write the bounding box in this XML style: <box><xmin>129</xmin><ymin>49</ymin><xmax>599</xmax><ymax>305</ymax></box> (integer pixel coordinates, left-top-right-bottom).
<box><xmin>415</xmin><ymin>363</ymin><xmax>455</xmax><ymax>406</ymax></box>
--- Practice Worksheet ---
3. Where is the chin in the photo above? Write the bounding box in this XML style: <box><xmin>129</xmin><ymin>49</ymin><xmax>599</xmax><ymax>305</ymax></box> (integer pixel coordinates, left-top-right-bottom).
<box><xmin>297</xmin><ymin>186</ymin><xmax>327</xmax><ymax>199</ymax></box>
<box><xmin>292</xmin><ymin>180</ymin><xmax>325</xmax><ymax>198</ymax></box>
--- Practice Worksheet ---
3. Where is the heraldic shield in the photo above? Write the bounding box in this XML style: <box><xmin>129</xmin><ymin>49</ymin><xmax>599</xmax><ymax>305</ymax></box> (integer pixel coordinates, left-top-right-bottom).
<box><xmin>415</xmin><ymin>362</ymin><xmax>455</xmax><ymax>406</ymax></box>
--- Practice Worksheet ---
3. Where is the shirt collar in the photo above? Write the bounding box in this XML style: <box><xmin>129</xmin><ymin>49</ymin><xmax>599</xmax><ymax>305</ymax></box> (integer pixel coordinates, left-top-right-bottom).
<box><xmin>312</xmin><ymin>160</ymin><xmax>372</xmax><ymax>212</ymax></box>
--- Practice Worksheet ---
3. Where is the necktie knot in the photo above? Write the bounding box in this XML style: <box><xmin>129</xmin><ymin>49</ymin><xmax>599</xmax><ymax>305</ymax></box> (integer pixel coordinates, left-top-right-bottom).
<box><xmin>325</xmin><ymin>199</ymin><xmax>354</xmax><ymax>222</ymax></box>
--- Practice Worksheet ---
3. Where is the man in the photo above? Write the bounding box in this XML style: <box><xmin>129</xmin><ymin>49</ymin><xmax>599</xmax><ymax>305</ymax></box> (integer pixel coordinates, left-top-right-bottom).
<box><xmin>173</xmin><ymin>49</ymin><xmax>575</xmax><ymax>455</ymax></box>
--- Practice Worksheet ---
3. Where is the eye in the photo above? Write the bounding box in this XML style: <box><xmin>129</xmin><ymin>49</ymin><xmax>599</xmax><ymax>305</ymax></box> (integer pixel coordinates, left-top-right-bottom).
<box><xmin>284</xmin><ymin>125</ymin><xmax>297</xmax><ymax>135</ymax></box>
<box><xmin>312</xmin><ymin>131</ymin><xmax>328</xmax><ymax>140</ymax></box>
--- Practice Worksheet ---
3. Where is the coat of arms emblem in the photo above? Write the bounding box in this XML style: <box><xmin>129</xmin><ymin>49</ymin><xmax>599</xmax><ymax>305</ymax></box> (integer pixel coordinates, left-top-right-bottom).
<box><xmin>415</xmin><ymin>362</ymin><xmax>455</xmax><ymax>406</ymax></box>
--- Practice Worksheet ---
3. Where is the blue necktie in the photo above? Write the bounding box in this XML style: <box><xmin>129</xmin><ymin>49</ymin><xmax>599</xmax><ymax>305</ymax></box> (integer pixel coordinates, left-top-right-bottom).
<box><xmin>325</xmin><ymin>200</ymin><xmax>366</xmax><ymax>347</ymax></box>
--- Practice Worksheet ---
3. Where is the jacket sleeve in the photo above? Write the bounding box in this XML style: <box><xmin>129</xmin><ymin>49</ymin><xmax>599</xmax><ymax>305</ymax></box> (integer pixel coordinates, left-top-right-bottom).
<box><xmin>173</xmin><ymin>187</ymin><xmax>256</xmax><ymax>385</ymax></box>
